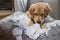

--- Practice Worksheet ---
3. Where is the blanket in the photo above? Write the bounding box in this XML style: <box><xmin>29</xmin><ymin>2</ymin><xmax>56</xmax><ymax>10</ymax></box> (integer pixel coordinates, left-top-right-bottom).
<box><xmin>0</xmin><ymin>12</ymin><xmax>60</xmax><ymax>40</ymax></box>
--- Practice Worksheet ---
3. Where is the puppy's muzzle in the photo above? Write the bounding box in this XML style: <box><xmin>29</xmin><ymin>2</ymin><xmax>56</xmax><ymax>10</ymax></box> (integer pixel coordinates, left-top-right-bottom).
<box><xmin>37</xmin><ymin>21</ymin><xmax>41</xmax><ymax>24</ymax></box>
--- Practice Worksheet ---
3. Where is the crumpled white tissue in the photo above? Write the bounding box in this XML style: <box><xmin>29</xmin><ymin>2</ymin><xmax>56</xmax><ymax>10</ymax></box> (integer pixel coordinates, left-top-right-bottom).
<box><xmin>12</xmin><ymin>14</ymin><xmax>51</xmax><ymax>40</ymax></box>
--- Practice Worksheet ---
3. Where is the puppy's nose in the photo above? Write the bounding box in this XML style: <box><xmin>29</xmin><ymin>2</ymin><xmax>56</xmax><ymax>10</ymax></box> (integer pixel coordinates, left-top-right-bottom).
<box><xmin>37</xmin><ymin>21</ymin><xmax>41</xmax><ymax>24</ymax></box>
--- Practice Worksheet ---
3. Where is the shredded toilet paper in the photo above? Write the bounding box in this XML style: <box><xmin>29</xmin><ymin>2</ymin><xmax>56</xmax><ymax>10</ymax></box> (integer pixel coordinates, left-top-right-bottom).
<box><xmin>12</xmin><ymin>14</ymin><xmax>52</xmax><ymax>40</ymax></box>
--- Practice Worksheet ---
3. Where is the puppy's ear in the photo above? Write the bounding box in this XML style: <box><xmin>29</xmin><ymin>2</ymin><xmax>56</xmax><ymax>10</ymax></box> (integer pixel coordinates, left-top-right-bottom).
<box><xmin>28</xmin><ymin>5</ymin><xmax>35</xmax><ymax>19</ymax></box>
<box><xmin>29</xmin><ymin>6</ymin><xmax>35</xmax><ymax>15</ymax></box>
<box><xmin>44</xmin><ymin>4</ymin><xmax>52</xmax><ymax>17</ymax></box>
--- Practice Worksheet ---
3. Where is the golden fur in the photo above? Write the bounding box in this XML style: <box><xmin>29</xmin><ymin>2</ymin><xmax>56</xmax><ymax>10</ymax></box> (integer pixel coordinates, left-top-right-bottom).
<box><xmin>26</xmin><ymin>3</ymin><xmax>52</xmax><ymax>29</ymax></box>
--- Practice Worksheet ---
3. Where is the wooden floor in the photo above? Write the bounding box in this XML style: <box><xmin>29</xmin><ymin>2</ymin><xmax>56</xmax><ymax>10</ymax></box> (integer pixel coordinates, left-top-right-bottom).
<box><xmin>0</xmin><ymin>10</ymin><xmax>13</xmax><ymax>19</ymax></box>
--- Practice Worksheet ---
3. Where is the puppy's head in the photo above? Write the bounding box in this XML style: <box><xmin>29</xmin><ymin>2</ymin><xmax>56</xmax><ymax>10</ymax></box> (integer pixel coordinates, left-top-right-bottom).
<box><xmin>28</xmin><ymin>3</ymin><xmax>52</xmax><ymax>23</ymax></box>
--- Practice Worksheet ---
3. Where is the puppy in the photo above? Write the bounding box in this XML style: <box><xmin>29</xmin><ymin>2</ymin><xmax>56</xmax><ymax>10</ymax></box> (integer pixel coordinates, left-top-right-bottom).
<box><xmin>27</xmin><ymin>3</ymin><xmax>52</xmax><ymax>29</ymax></box>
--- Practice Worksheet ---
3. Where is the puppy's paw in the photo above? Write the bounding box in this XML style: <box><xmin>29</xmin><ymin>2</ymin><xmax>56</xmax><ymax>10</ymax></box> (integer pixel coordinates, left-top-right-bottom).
<box><xmin>41</xmin><ymin>24</ymin><xmax>47</xmax><ymax>29</ymax></box>
<box><xmin>28</xmin><ymin>20</ymin><xmax>34</xmax><ymax>26</ymax></box>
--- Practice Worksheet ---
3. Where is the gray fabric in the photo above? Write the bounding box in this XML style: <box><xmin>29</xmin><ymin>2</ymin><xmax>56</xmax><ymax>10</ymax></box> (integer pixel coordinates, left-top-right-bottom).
<box><xmin>14</xmin><ymin>0</ymin><xmax>28</xmax><ymax>12</ymax></box>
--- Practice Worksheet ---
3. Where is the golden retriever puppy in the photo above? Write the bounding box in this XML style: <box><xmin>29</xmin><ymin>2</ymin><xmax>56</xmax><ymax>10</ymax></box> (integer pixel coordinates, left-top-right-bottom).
<box><xmin>27</xmin><ymin>3</ymin><xmax>52</xmax><ymax>29</ymax></box>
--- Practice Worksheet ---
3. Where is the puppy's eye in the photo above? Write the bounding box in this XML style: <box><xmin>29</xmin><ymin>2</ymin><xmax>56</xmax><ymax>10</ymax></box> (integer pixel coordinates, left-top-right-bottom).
<box><xmin>34</xmin><ymin>13</ymin><xmax>38</xmax><ymax>15</ymax></box>
<box><xmin>33</xmin><ymin>8</ymin><xmax>35</xmax><ymax>11</ymax></box>
<box><xmin>40</xmin><ymin>14</ymin><xmax>44</xmax><ymax>16</ymax></box>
